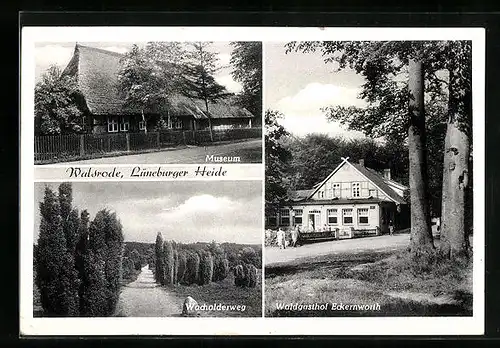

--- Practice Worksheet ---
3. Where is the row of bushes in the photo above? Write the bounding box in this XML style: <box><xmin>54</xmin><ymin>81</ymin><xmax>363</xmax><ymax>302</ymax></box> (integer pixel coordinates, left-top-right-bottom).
<box><xmin>154</xmin><ymin>234</ymin><xmax>230</xmax><ymax>286</ymax></box>
<box><xmin>35</xmin><ymin>183</ymin><xmax>125</xmax><ymax>317</ymax></box>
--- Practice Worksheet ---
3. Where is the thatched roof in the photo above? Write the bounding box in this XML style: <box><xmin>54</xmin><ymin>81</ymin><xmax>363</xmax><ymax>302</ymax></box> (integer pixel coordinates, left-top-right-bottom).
<box><xmin>62</xmin><ymin>44</ymin><xmax>254</xmax><ymax>119</ymax></box>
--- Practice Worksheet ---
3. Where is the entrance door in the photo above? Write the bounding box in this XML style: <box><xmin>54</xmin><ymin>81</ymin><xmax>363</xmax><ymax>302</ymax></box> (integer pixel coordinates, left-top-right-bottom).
<box><xmin>308</xmin><ymin>210</ymin><xmax>321</xmax><ymax>231</ymax></box>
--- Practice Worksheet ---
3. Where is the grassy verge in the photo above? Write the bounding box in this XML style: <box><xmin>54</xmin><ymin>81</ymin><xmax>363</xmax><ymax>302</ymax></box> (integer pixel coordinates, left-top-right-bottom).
<box><xmin>165</xmin><ymin>273</ymin><xmax>262</xmax><ymax>317</ymax></box>
<box><xmin>265</xmin><ymin>248</ymin><xmax>472</xmax><ymax>317</ymax></box>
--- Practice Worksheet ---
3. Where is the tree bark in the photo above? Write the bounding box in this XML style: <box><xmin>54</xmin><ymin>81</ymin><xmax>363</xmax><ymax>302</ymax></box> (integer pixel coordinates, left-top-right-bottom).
<box><xmin>205</xmin><ymin>98</ymin><xmax>214</xmax><ymax>142</ymax></box>
<box><xmin>407</xmin><ymin>57</ymin><xmax>435</xmax><ymax>258</ymax></box>
<box><xmin>439</xmin><ymin>66</ymin><xmax>470</xmax><ymax>260</ymax></box>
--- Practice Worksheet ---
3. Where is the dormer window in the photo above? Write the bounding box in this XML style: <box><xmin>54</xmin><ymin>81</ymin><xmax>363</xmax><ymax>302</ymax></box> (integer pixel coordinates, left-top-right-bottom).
<box><xmin>352</xmin><ymin>182</ymin><xmax>361</xmax><ymax>198</ymax></box>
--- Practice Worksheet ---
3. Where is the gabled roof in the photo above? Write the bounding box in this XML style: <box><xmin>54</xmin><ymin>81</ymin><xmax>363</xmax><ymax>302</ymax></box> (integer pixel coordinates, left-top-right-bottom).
<box><xmin>62</xmin><ymin>44</ymin><xmax>254</xmax><ymax>119</ymax></box>
<box><xmin>287</xmin><ymin>158</ymin><xmax>407</xmax><ymax>205</ymax></box>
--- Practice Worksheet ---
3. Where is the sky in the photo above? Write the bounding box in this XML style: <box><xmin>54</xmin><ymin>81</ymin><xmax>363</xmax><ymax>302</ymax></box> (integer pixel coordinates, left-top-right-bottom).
<box><xmin>34</xmin><ymin>41</ymin><xmax>242</xmax><ymax>93</ymax></box>
<box><xmin>265</xmin><ymin>42</ymin><xmax>368</xmax><ymax>138</ymax></box>
<box><xmin>33</xmin><ymin>181</ymin><xmax>262</xmax><ymax>244</ymax></box>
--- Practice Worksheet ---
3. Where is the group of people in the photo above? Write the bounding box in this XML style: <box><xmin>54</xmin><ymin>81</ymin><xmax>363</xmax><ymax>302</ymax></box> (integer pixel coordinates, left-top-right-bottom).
<box><xmin>276</xmin><ymin>226</ymin><xmax>300</xmax><ymax>249</ymax></box>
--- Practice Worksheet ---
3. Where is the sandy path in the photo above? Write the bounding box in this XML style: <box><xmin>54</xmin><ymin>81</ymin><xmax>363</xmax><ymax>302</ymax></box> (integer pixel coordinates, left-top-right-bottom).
<box><xmin>265</xmin><ymin>233</ymin><xmax>410</xmax><ymax>266</ymax></box>
<box><xmin>115</xmin><ymin>265</ymin><xmax>182</xmax><ymax>317</ymax></box>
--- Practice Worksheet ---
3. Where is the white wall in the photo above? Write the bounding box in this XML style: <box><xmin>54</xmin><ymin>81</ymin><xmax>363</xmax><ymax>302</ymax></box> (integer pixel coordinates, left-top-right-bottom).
<box><xmin>311</xmin><ymin>164</ymin><xmax>390</xmax><ymax>201</ymax></box>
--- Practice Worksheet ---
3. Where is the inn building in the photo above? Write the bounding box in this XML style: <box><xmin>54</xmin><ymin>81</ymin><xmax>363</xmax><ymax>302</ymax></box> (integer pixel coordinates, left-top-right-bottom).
<box><xmin>267</xmin><ymin>157</ymin><xmax>410</xmax><ymax>239</ymax></box>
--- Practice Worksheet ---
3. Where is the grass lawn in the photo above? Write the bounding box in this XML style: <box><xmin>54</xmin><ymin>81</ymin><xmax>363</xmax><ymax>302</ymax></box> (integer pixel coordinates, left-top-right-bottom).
<box><xmin>265</xmin><ymin>244</ymin><xmax>472</xmax><ymax>317</ymax></box>
<box><xmin>165</xmin><ymin>272</ymin><xmax>262</xmax><ymax>317</ymax></box>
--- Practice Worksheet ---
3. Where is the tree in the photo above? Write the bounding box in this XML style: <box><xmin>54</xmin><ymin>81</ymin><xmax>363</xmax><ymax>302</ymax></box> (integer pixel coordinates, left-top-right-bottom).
<box><xmin>182</xmin><ymin>42</ymin><xmax>232</xmax><ymax>141</ymax></box>
<box><xmin>130</xmin><ymin>249</ymin><xmax>142</xmax><ymax>270</ymax></box>
<box><xmin>286</xmin><ymin>41</ymin><xmax>437</xmax><ymax>259</ymax></box>
<box><xmin>208</xmin><ymin>241</ymin><xmax>229</xmax><ymax>282</ymax></box>
<box><xmin>230</xmin><ymin>42</ymin><xmax>263</xmax><ymax>123</ymax></box>
<box><xmin>154</xmin><ymin>232</ymin><xmax>164</xmax><ymax>284</ymax></box>
<box><xmin>163</xmin><ymin>241</ymin><xmax>175</xmax><ymax>285</ymax></box>
<box><xmin>75</xmin><ymin>209</ymin><xmax>107</xmax><ymax>316</ymax></box>
<box><xmin>429</xmin><ymin>41</ymin><xmax>473</xmax><ymax>260</ymax></box>
<box><xmin>89</xmin><ymin>209</ymin><xmax>124</xmax><ymax>315</ymax></box>
<box><xmin>35</xmin><ymin>186</ymin><xmax>79</xmax><ymax>316</ymax></box>
<box><xmin>184</xmin><ymin>250</ymin><xmax>200</xmax><ymax>285</ymax></box>
<box><xmin>198</xmin><ymin>250</ymin><xmax>214</xmax><ymax>285</ymax></box>
<box><xmin>265</xmin><ymin>110</ymin><xmax>292</xmax><ymax>217</ymax></box>
<box><xmin>34</xmin><ymin>65</ymin><xmax>84</xmax><ymax>135</ymax></box>
<box><xmin>118</xmin><ymin>43</ymin><xmax>186</xmax><ymax>133</ymax></box>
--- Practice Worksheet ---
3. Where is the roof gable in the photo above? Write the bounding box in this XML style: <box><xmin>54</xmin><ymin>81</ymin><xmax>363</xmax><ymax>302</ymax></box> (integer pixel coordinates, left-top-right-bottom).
<box><xmin>301</xmin><ymin>158</ymin><xmax>407</xmax><ymax>204</ymax></box>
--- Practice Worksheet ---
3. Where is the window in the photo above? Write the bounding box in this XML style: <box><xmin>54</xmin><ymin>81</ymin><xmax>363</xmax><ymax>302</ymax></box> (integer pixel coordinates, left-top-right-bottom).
<box><xmin>107</xmin><ymin>117</ymin><xmax>118</xmax><ymax>133</ymax></box>
<box><xmin>293</xmin><ymin>209</ymin><xmax>303</xmax><ymax>225</ymax></box>
<box><xmin>318</xmin><ymin>191</ymin><xmax>325</xmax><ymax>199</ymax></box>
<box><xmin>352</xmin><ymin>182</ymin><xmax>360</xmax><ymax>197</ymax></box>
<box><xmin>119</xmin><ymin>117</ymin><xmax>130</xmax><ymax>132</ymax></box>
<box><xmin>332</xmin><ymin>183</ymin><xmax>341</xmax><ymax>197</ymax></box>
<box><xmin>138</xmin><ymin>121</ymin><xmax>146</xmax><ymax>131</ymax></box>
<box><xmin>343</xmin><ymin>208</ymin><xmax>353</xmax><ymax>225</ymax></box>
<box><xmin>327</xmin><ymin>209</ymin><xmax>338</xmax><ymax>224</ymax></box>
<box><xmin>280</xmin><ymin>209</ymin><xmax>290</xmax><ymax>226</ymax></box>
<box><xmin>358</xmin><ymin>208</ymin><xmax>369</xmax><ymax>224</ymax></box>
<box><xmin>174</xmin><ymin>119</ymin><xmax>183</xmax><ymax>129</ymax></box>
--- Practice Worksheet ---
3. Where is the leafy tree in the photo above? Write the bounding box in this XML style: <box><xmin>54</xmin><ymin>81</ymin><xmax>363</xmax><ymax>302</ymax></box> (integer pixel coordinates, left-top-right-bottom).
<box><xmin>34</xmin><ymin>65</ymin><xmax>84</xmax><ymax>135</ymax></box>
<box><xmin>427</xmin><ymin>41</ymin><xmax>473</xmax><ymax>260</ymax></box>
<box><xmin>154</xmin><ymin>232</ymin><xmax>164</xmax><ymax>284</ymax></box>
<box><xmin>265</xmin><ymin>109</ymin><xmax>292</xmax><ymax>217</ymax></box>
<box><xmin>35</xmin><ymin>186</ymin><xmax>79</xmax><ymax>316</ymax></box>
<box><xmin>230</xmin><ymin>41</ymin><xmax>262</xmax><ymax>123</ymax></box>
<box><xmin>182</xmin><ymin>42</ymin><xmax>232</xmax><ymax>141</ymax></box>
<box><xmin>287</xmin><ymin>41</ymin><xmax>437</xmax><ymax>259</ymax></box>
<box><xmin>118</xmin><ymin>43</ymin><xmax>186</xmax><ymax>132</ymax></box>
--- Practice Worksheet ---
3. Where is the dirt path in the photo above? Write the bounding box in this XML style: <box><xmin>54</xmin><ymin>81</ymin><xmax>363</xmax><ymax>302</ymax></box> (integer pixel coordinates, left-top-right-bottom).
<box><xmin>64</xmin><ymin>139</ymin><xmax>262</xmax><ymax>164</ymax></box>
<box><xmin>115</xmin><ymin>265</ymin><xmax>182</xmax><ymax>317</ymax></box>
<box><xmin>265</xmin><ymin>233</ymin><xmax>410</xmax><ymax>266</ymax></box>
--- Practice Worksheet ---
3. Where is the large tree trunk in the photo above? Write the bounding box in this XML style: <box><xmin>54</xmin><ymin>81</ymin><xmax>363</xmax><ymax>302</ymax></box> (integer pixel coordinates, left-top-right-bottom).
<box><xmin>407</xmin><ymin>57</ymin><xmax>435</xmax><ymax>258</ymax></box>
<box><xmin>439</xmin><ymin>66</ymin><xmax>471</xmax><ymax>260</ymax></box>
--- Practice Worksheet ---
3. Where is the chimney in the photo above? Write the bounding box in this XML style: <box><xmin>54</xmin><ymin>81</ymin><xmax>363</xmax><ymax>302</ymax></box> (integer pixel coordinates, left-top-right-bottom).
<box><xmin>383</xmin><ymin>168</ymin><xmax>391</xmax><ymax>181</ymax></box>
<box><xmin>358</xmin><ymin>159</ymin><xmax>365</xmax><ymax>167</ymax></box>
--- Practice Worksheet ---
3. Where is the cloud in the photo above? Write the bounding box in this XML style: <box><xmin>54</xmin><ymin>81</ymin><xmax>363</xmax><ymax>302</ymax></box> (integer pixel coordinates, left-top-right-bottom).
<box><xmin>273</xmin><ymin>82</ymin><xmax>367</xmax><ymax>138</ymax></box>
<box><xmin>215</xmin><ymin>74</ymin><xmax>242</xmax><ymax>93</ymax></box>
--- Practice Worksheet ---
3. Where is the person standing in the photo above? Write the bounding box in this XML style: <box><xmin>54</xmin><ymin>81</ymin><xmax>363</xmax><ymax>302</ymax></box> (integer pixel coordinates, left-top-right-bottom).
<box><xmin>291</xmin><ymin>225</ymin><xmax>299</xmax><ymax>247</ymax></box>
<box><xmin>389</xmin><ymin>220</ymin><xmax>394</xmax><ymax>236</ymax></box>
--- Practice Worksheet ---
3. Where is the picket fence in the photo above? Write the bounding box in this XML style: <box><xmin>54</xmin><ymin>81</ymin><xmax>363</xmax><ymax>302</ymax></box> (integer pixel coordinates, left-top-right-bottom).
<box><xmin>34</xmin><ymin>127</ymin><xmax>261</xmax><ymax>163</ymax></box>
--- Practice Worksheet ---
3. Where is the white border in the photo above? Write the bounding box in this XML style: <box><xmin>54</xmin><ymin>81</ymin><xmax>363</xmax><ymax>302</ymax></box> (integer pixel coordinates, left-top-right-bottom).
<box><xmin>21</xmin><ymin>26</ymin><xmax>485</xmax><ymax>336</ymax></box>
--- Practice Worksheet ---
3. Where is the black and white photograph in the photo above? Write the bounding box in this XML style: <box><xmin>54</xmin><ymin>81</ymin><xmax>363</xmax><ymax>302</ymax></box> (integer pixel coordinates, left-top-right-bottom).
<box><xmin>33</xmin><ymin>181</ymin><xmax>262</xmax><ymax>317</ymax></box>
<box><xmin>265</xmin><ymin>40</ymin><xmax>477</xmax><ymax>317</ymax></box>
<box><xmin>33</xmin><ymin>41</ymin><xmax>262</xmax><ymax>164</ymax></box>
